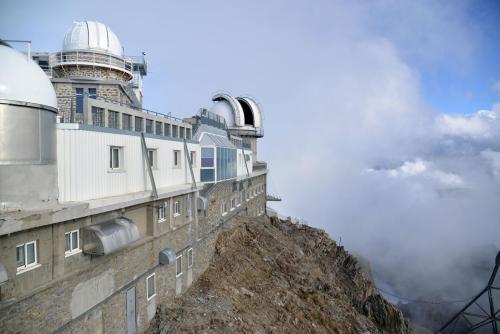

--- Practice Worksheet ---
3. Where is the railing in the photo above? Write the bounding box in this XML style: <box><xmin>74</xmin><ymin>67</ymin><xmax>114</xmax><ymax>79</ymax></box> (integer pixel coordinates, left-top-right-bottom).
<box><xmin>50</xmin><ymin>51</ymin><xmax>133</xmax><ymax>74</ymax></box>
<box><xmin>55</xmin><ymin>94</ymin><xmax>193</xmax><ymax>140</ymax></box>
<box><xmin>57</xmin><ymin>93</ymin><xmax>185</xmax><ymax>124</ymax></box>
<box><xmin>198</xmin><ymin>108</ymin><xmax>227</xmax><ymax>130</ymax></box>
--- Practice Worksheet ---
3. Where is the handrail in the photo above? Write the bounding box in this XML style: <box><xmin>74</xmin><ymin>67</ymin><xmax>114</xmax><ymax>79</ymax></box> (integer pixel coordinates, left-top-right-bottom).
<box><xmin>56</xmin><ymin>93</ymin><xmax>186</xmax><ymax>123</ymax></box>
<box><xmin>49</xmin><ymin>50</ymin><xmax>133</xmax><ymax>74</ymax></box>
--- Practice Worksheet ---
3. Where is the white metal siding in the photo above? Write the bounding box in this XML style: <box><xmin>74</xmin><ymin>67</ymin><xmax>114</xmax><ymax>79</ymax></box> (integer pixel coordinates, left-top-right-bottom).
<box><xmin>57</xmin><ymin>128</ymin><xmax>200</xmax><ymax>202</ymax></box>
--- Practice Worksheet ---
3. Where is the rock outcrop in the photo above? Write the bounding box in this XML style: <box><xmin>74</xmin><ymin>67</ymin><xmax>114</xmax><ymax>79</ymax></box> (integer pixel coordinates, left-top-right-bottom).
<box><xmin>147</xmin><ymin>216</ymin><xmax>413</xmax><ymax>333</ymax></box>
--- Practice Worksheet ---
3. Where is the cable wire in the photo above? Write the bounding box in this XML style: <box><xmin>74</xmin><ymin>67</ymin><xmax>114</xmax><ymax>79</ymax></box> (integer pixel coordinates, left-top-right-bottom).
<box><xmin>376</xmin><ymin>287</ymin><xmax>476</xmax><ymax>305</ymax></box>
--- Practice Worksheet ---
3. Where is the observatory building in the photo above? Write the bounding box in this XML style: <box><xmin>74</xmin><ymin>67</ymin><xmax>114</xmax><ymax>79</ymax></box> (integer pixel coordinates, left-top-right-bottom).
<box><xmin>0</xmin><ymin>21</ymin><xmax>268</xmax><ymax>333</ymax></box>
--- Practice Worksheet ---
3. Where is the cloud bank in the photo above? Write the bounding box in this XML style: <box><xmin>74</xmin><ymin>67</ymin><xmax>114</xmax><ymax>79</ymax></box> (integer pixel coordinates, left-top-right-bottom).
<box><xmin>260</xmin><ymin>0</ymin><xmax>500</xmax><ymax>305</ymax></box>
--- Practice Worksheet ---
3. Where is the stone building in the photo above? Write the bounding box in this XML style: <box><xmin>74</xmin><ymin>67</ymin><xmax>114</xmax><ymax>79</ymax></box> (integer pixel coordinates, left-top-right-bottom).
<box><xmin>0</xmin><ymin>21</ymin><xmax>268</xmax><ymax>333</ymax></box>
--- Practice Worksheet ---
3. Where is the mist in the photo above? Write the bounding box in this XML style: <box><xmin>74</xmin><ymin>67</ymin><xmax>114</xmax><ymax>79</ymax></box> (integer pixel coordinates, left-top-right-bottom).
<box><xmin>3</xmin><ymin>0</ymin><xmax>500</xmax><ymax>318</ymax></box>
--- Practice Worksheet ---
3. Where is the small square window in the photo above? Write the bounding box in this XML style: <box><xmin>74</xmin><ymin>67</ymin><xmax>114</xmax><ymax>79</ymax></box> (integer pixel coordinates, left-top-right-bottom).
<box><xmin>16</xmin><ymin>240</ymin><xmax>38</xmax><ymax>272</ymax></box>
<box><xmin>157</xmin><ymin>203</ymin><xmax>166</xmax><ymax>222</ymax></box>
<box><xmin>147</xmin><ymin>149</ymin><xmax>157</xmax><ymax>169</ymax></box>
<box><xmin>173</xmin><ymin>201</ymin><xmax>180</xmax><ymax>217</ymax></box>
<box><xmin>173</xmin><ymin>150</ymin><xmax>181</xmax><ymax>168</ymax></box>
<box><xmin>190</xmin><ymin>151</ymin><xmax>196</xmax><ymax>167</ymax></box>
<box><xmin>65</xmin><ymin>230</ymin><xmax>80</xmax><ymax>256</ymax></box>
<box><xmin>110</xmin><ymin>146</ymin><xmax>122</xmax><ymax>170</ymax></box>
<box><xmin>176</xmin><ymin>255</ymin><xmax>182</xmax><ymax>277</ymax></box>
<box><xmin>146</xmin><ymin>273</ymin><xmax>156</xmax><ymax>300</ymax></box>
<box><xmin>187</xmin><ymin>248</ymin><xmax>193</xmax><ymax>268</ymax></box>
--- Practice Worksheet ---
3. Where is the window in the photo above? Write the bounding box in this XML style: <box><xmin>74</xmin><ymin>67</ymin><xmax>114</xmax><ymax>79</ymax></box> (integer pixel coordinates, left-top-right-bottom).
<box><xmin>88</xmin><ymin>88</ymin><xmax>97</xmax><ymax>99</ymax></box>
<box><xmin>122</xmin><ymin>114</ymin><xmax>132</xmax><ymax>130</ymax></box>
<box><xmin>146</xmin><ymin>273</ymin><xmax>156</xmax><ymax>300</ymax></box>
<box><xmin>200</xmin><ymin>147</ymin><xmax>215</xmax><ymax>182</ymax></box>
<box><xmin>76</xmin><ymin>88</ymin><xmax>84</xmax><ymax>113</ymax></box>
<box><xmin>172</xmin><ymin>125</ymin><xmax>178</xmax><ymax>138</ymax></box>
<box><xmin>91</xmin><ymin>106</ymin><xmax>104</xmax><ymax>127</ymax></box>
<box><xmin>108</xmin><ymin>111</ymin><xmax>120</xmax><ymax>129</ymax></box>
<box><xmin>173</xmin><ymin>150</ymin><xmax>181</xmax><ymax>168</ymax></box>
<box><xmin>155</xmin><ymin>122</ymin><xmax>163</xmax><ymax>136</ymax></box>
<box><xmin>135</xmin><ymin>117</ymin><xmax>143</xmax><ymax>132</ymax></box>
<box><xmin>221</xmin><ymin>202</ymin><xmax>228</xmax><ymax>216</ymax></box>
<box><xmin>216</xmin><ymin>147</ymin><xmax>237</xmax><ymax>181</ymax></box>
<box><xmin>164</xmin><ymin>124</ymin><xmax>171</xmax><ymax>137</ymax></box>
<box><xmin>110</xmin><ymin>146</ymin><xmax>122</xmax><ymax>170</ymax></box>
<box><xmin>146</xmin><ymin>119</ymin><xmax>154</xmax><ymax>134</ymax></box>
<box><xmin>65</xmin><ymin>230</ymin><xmax>80</xmax><ymax>256</ymax></box>
<box><xmin>187</xmin><ymin>248</ymin><xmax>193</xmax><ymax>268</ymax></box>
<box><xmin>176</xmin><ymin>255</ymin><xmax>182</xmax><ymax>277</ymax></box>
<box><xmin>190</xmin><ymin>151</ymin><xmax>196</xmax><ymax>167</ymax></box>
<box><xmin>200</xmin><ymin>169</ymin><xmax>214</xmax><ymax>182</ymax></box>
<box><xmin>173</xmin><ymin>200</ymin><xmax>180</xmax><ymax>217</ymax></box>
<box><xmin>179</xmin><ymin>127</ymin><xmax>185</xmax><ymax>139</ymax></box>
<box><xmin>201</xmin><ymin>148</ymin><xmax>214</xmax><ymax>167</ymax></box>
<box><xmin>147</xmin><ymin>149</ymin><xmax>157</xmax><ymax>169</ymax></box>
<box><xmin>186</xmin><ymin>128</ymin><xmax>192</xmax><ymax>140</ymax></box>
<box><xmin>186</xmin><ymin>194</ymin><xmax>192</xmax><ymax>221</ymax></box>
<box><xmin>238</xmin><ymin>194</ymin><xmax>242</xmax><ymax>207</ymax></box>
<box><xmin>16</xmin><ymin>241</ymin><xmax>37</xmax><ymax>272</ymax></box>
<box><xmin>231</xmin><ymin>198</ymin><xmax>236</xmax><ymax>211</ymax></box>
<box><xmin>157</xmin><ymin>202</ymin><xmax>166</xmax><ymax>222</ymax></box>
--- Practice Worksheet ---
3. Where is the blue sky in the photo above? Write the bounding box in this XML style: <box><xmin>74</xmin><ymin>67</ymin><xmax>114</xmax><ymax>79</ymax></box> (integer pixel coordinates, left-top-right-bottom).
<box><xmin>2</xmin><ymin>1</ymin><xmax>499</xmax><ymax>116</ymax></box>
<box><xmin>3</xmin><ymin>0</ymin><xmax>500</xmax><ymax>299</ymax></box>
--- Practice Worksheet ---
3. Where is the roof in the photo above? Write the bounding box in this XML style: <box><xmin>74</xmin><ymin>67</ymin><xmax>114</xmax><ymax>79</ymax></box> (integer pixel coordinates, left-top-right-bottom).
<box><xmin>0</xmin><ymin>45</ymin><xmax>57</xmax><ymax>109</ymax></box>
<box><xmin>200</xmin><ymin>133</ymin><xmax>236</xmax><ymax>149</ymax></box>
<box><xmin>62</xmin><ymin>21</ymin><xmax>123</xmax><ymax>58</ymax></box>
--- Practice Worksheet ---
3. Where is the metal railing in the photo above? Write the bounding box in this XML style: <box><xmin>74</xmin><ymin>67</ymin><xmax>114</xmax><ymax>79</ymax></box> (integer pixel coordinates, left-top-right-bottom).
<box><xmin>57</xmin><ymin>93</ymin><xmax>185</xmax><ymax>124</ymax></box>
<box><xmin>50</xmin><ymin>51</ymin><xmax>133</xmax><ymax>74</ymax></box>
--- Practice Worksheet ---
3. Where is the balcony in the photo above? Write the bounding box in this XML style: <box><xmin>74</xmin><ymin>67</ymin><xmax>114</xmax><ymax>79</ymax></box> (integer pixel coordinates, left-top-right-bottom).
<box><xmin>50</xmin><ymin>51</ymin><xmax>133</xmax><ymax>80</ymax></box>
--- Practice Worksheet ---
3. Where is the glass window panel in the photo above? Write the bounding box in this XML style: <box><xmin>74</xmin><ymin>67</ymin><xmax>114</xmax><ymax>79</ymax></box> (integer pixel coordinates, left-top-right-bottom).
<box><xmin>147</xmin><ymin>275</ymin><xmax>155</xmax><ymax>298</ymax></box>
<box><xmin>16</xmin><ymin>245</ymin><xmax>25</xmax><ymax>267</ymax></box>
<box><xmin>176</xmin><ymin>257</ymin><xmax>182</xmax><ymax>276</ymax></box>
<box><xmin>200</xmin><ymin>169</ymin><xmax>215</xmax><ymax>182</ymax></box>
<box><xmin>188</xmin><ymin>249</ymin><xmax>193</xmax><ymax>267</ymax></box>
<box><xmin>26</xmin><ymin>243</ymin><xmax>35</xmax><ymax>265</ymax></box>
<box><xmin>72</xmin><ymin>231</ymin><xmax>78</xmax><ymax>250</ymax></box>
<box><xmin>146</xmin><ymin>119</ymin><xmax>153</xmax><ymax>133</ymax></box>
<box><xmin>76</xmin><ymin>88</ymin><xmax>84</xmax><ymax>113</ymax></box>
<box><xmin>65</xmin><ymin>233</ymin><xmax>71</xmax><ymax>252</ymax></box>
<box><xmin>88</xmin><ymin>88</ymin><xmax>97</xmax><ymax>99</ymax></box>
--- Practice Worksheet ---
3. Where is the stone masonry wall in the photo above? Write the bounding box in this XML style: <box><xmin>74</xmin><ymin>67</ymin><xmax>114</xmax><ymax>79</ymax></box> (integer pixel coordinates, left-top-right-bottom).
<box><xmin>0</xmin><ymin>174</ymin><xmax>267</xmax><ymax>333</ymax></box>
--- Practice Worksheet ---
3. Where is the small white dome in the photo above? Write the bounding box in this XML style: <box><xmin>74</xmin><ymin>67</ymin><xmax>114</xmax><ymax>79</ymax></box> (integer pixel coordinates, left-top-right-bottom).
<box><xmin>62</xmin><ymin>21</ymin><xmax>123</xmax><ymax>58</ymax></box>
<box><xmin>0</xmin><ymin>44</ymin><xmax>57</xmax><ymax>109</ymax></box>
<box><xmin>210</xmin><ymin>100</ymin><xmax>236</xmax><ymax>127</ymax></box>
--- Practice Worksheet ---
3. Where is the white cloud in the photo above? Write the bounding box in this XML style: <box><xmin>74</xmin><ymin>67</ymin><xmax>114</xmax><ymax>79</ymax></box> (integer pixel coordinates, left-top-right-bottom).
<box><xmin>370</xmin><ymin>159</ymin><xmax>464</xmax><ymax>189</ymax></box>
<box><xmin>436</xmin><ymin>110</ymin><xmax>496</xmax><ymax>138</ymax></box>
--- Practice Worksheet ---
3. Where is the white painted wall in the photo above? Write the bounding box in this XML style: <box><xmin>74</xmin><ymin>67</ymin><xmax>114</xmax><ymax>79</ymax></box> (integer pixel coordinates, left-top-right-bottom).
<box><xmin>57</xmin><ymin>126</ymin><xmax>200</xmax><ymax>202</ymax></box>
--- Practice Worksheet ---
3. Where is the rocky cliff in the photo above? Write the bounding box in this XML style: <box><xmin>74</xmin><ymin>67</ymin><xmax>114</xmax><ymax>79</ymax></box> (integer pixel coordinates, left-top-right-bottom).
<box><xmin>147</xmin><ymin>216</ymin><xmax>413</xmax><ymax>333</ymax></box>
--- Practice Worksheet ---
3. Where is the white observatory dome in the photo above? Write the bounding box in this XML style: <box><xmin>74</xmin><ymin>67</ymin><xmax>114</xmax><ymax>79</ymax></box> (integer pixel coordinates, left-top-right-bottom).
<box><xmin>62</xmin><ymin>21</ymin><xmax>123</xmax><ymax>58</ymax></box>
<box><xmin>210</xmin><ymin>100</ymin><xmax>236</xmax><ymax>127</ymax></box>
<box><xmin>0</xmin><ymin>43</ymin><xmax>57</xmax><ymax>109</ymax></box>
